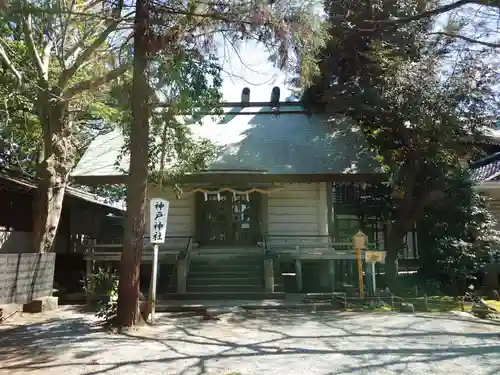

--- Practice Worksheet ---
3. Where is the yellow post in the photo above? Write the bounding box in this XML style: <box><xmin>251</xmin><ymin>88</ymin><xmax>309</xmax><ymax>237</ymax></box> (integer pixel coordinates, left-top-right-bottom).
<box><xmin>356</xmin><ymin>247</ymin><xmax>364</xmax><ymax>298</ymax></box>
<box><xmin>352</xmin><ymin>230</ymin><xmax>367</xmax><ymax>298</ymax></box>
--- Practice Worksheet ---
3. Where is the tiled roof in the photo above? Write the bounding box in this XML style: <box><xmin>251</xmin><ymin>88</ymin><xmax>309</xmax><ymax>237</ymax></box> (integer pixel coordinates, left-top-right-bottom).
<box><xmin>469</xmin><ymin>153</ymin><xmax>500</xmax><ymax>182</ymax></box>
<box><xmin>71</xmin><ymin>104</ymin><xmax>382</xmax><ymax>178</ymax></box>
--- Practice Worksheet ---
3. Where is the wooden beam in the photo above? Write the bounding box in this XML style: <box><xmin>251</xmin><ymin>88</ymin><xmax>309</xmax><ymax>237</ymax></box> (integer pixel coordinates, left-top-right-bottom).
<box><xmin>70</xmin><ymin>172</ymin><xmax>384</xmax><ymax>187</ymax></box>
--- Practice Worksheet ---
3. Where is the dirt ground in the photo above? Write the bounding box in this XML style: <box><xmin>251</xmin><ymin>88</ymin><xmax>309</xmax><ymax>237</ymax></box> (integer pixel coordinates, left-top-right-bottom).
<box><xmin>1</xmin><ymin>305</ymin><xmax>500</xmax><ymax>375</ymax></box>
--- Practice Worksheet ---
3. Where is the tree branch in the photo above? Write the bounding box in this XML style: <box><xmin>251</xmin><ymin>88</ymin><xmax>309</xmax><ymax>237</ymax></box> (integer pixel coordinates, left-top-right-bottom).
<box><xmin>0</xmin><ymin>42</ymin><xmax>23</xmax><ymax>85</ymax></box>
<box><xmin>21</xmin><ymin>14</ymin><xmax>48</xmax><ymax>83</ymax></box>
<box><xmin>64</xmin><ymin>63</ymin><xmax>130</xmax><ymax>98</ymax></box>
<box><xmin>42</xmin><ymin>40</ymin><xmax>54</xmax><ymax>77</ymax></box>
<box><xmin>429</xmin><ymin>31</ymin><xmax>500</xmax><ymax>48</ymax></box>
<box><xmin>373</xmin><ymin>0</ymin><xmax>480</xmax><ymax>25</ymax></box>
<box><xmin>58</xmin><ymin>12</ymin><xmax>134</xmax><ymax>89</ymax></box>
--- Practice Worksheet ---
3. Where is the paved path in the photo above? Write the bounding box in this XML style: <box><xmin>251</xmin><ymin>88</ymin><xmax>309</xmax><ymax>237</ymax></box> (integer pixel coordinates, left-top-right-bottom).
<box><xmin>0</xmin><ymin>307</ymin><xmax>499</xmax><ymax>375</ymax></box>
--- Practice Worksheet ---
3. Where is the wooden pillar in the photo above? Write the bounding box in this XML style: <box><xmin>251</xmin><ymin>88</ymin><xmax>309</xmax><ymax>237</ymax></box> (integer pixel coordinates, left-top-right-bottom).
<box><xmin>317</xmin><ymin>182</ymin><xmax>329</xmax><ymax>238</ymax></box>
<box><xmin>327</xmin><ymin>183</ymin><xmax>334</xmax><ymax>237</ymax></box>
<box><xmin>264</xmin><ymin>258</ymin><xmax>274</xmax><ymax>293</ymax></box>
<box><xmin>295</xmin><ymin>259</ymin><xmax>303</xmax><ymax>292</ymax></box>
<box><xmin>365</xmin><ymin>262</ymin><xmax>372</xmax><ymax>296</ymax></box>
<box><xmin>85</xmin><ymin>258</ymin><xmax>93</xmax><ymax>304</ymax></box>
<box><xmin>328</xmin><ymin>259</ymin><xmax>335</xmax><ymax>291</ymax></box>
<box><xmin>85</xmin><ymin>238</ymin><xmax>95</xmax><ymax>305</ymax></box>
<box><xmin>261</xmin><ymin>194</ymin><xmax>269</xmax><ymax>235</ymax></box>
<box><xmin>176</xmin><ymin>260</ymin><xmax>187</xmax><ymax>293</ymax></box>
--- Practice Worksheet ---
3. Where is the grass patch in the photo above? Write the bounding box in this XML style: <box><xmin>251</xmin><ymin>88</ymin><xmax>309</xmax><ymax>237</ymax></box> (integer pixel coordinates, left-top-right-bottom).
<box><xmin>342</xmin><ymin>295</ymin><xmax>499</xmax><ymax>314</ymax></box>
<box><xmin>484</xmin><ymin>300</ymin><xmax>500</xmax><ymax>310</ymax></box>
<box><xmin>343</xmin><ymin>295</ymin><xmax>473</xmax><ymax>313</ymax></box>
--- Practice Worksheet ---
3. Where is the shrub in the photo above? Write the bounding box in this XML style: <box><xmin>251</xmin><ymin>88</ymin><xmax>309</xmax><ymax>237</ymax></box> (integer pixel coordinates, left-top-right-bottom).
<box><xmin>85</xmin><ymin>266</ymin><xmax>119</xmax><ymax>322</ymax></box>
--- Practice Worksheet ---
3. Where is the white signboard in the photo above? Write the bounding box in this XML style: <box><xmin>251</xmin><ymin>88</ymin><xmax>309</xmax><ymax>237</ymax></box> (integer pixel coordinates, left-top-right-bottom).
<box><xmin>365</xmin><ymin>251</ymin><xmax>387</xmax><ymax>263</ymax></box>
<box><xmin>150</xmin><ymin>198</ymin><xmax>169</xmax><ymax>244</ymax></box>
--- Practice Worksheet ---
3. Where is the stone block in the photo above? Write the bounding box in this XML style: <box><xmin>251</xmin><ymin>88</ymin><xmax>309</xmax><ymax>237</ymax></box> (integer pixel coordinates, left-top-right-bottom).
<box><xmin>23</xmin><ymin>296</ymin><xmax>58</xmax><ymax>313</ymax></box>
<box><xmin>400</xmin><ymin>302</ymin><xmax>415</xmax><ymax>313</ymax></box>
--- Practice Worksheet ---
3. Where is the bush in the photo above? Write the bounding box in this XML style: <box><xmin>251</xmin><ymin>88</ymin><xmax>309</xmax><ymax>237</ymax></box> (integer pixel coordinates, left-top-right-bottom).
<box><xmin>418</xmin><ymin>169</ymin><xmax>500</xmax><ymax>294</ymax></box>
<box><xmin>85</xmin><ymin>266</ymin><xmax>119</xmax><ymax>322</ymax></box>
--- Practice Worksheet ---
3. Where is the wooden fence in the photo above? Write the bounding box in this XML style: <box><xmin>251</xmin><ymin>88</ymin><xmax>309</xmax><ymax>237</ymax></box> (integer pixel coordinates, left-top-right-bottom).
<box><xmin>0</xmin><ymin>253</ymin><xmax>55</xmax><ymax>304</ymax></box>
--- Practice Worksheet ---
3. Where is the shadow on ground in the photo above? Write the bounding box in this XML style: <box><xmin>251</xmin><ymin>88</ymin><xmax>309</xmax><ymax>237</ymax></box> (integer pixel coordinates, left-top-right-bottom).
<box><xmin>1</xmin><ymin>309</ymin><xmax>499</xmax><ymax>375</ymax></box>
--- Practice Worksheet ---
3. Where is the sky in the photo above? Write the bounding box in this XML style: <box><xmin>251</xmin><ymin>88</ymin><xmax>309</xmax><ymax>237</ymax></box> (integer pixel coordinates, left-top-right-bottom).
<box><xmin>216</xmin><ymin>39</ymin><xmax>295</xmax><ymax>103</ymax></box>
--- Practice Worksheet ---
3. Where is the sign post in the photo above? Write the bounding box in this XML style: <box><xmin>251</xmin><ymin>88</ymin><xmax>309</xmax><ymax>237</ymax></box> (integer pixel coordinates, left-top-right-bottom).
<box><xmin>365</xmin><ymin>251</ymin><xmax>387</xmax><ymax>295</ymax></box>
<box><xmin>352</xmin><ymin>230</ymin><xmax>367</xmax><ymax>298</ymax></box>
<box><xmin>149</xmin><ymin>198</ymin><xmax>169</xmax><ymax>323</ymax></box>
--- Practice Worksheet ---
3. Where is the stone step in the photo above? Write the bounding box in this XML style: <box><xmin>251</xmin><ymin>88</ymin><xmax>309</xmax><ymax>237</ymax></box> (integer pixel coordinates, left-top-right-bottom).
<box><xmin>188</xmin><ymin>277</ymin><xmax>263</xmax><ymax>286</ymax></box>
<box><xmin>191</xmin><ymin>247</ymin><xmax>262</xmax><ymax>254</ymax></box>
<box><xmin>187</xmin><ymin>284</ymin><xmax>264</xmax><ymax>293</ymax></box>
<box><xmin>189</xmin><ymin>264</ymin><xmax>262</xmax><ymax>272</ymax></box>
<box><xmin>191</xmin><ymin>252</ymin><xmax>263</xmax><ymax>258</ymax></box>
<box><xmin>191</xmin><ymin>258</ymin><xmax>262</xmax><ymax>264</ymax></box>
<box><xmin>188</xmin><ymin>269</ymin><xmax>261</xmax><ymax>278</ymax></box>
<box><xmin>159</xmin><ymin>292</ymin><xmax>286</xmax><ymax>301</ymax></box>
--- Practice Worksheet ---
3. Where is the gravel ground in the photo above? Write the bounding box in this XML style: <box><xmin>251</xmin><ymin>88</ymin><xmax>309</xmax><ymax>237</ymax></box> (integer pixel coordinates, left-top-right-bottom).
<box><xmin>0</xmin><ymin>306</ymin><xmax>499</xmax><ymax>375</ymax></box>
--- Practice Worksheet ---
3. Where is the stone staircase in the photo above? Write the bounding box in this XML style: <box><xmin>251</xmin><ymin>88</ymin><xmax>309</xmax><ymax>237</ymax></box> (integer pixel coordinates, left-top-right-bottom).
<box><xmin>178</xmin><ymin>247</ymin><xmax>284</xmax><ymax>300</ymax></box>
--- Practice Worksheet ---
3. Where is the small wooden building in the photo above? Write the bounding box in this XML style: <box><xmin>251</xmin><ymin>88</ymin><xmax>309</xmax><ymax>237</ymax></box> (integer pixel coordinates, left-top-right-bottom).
<box><xmin>0</xmin><ymin>168</ymin><xmax>124</xmax><ymax>304</ymax></box>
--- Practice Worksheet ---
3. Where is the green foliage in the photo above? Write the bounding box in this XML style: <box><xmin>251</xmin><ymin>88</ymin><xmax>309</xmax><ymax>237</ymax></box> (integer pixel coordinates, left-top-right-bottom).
<box><xmin>0</xmin><ymin>0</ymin><xmax>130</xmax><ymax>173</ymax></box>
<box><xmin>85</xmin><ymin>266</ymin><xmax>119</xmax><ymax>322</ymax></box>
<box><xmin>303</xmin><ymin>0</ymin><xmax>499</xmax><ymax>286</ymax></box>
<box><xmin>418</xmin><ymin>169</ymin><xmax>500</xmax><ymax>286</ymax></box>
<box><xmin>113</xmin><ymin>50</ymin><xmax>223</xmax><ymax>188</ymax></box>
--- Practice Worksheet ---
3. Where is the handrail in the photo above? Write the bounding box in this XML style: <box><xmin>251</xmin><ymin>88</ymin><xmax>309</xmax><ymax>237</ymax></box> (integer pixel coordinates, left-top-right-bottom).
<box><xmin>178</xmin><ymin>236</ymin><xmax>193</xmax><ymax>260</ymax></box>
<box><xmin>176</xmin><ymin>236</ymin><xmax>193</xmax><ymax>293</ymax></box>
<box><xmin>264</xmin><ymin>234</ymin><xmax>330</xmax><ymax>238</ymax></box>
<box><xmin>81</xmin><ymin>235</ymin><xmax>193</xmax><ymax>254</ymax></box>
<box><xmin>263</xmin><ymin>235</ymin><xmax>384</xmax><ymax>258</ymax></box>
<box><xmin>263</xmin><ymin>235</ymin><xmax>269</xmax><ymax>256</ymax></box>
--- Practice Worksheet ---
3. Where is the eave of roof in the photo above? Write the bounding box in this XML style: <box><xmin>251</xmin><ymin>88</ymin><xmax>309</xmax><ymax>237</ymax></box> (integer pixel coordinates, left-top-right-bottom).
<box><xmin>468</xmin><ymin>152</ymin><xmax>500</xmax><ymax>183</ymax></box>
<box><xmin>0</xmin><ymin>169</ymin><xmax>124</xmax><ymax>214</ymax></box>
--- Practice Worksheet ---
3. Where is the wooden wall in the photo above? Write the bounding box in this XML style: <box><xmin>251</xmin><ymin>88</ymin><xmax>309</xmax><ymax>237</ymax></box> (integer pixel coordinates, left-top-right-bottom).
<box><xmin>265</xmin><ymin>183</ymin><xmax>328</xmax><ymax>236</ymax></box>
<box><xmin>146</xmin><ymin>184</ymin><xmax>195</xmax><ymax>239</ymax></box>
<box><xmin>145</xmin><ymin>182</ymin><xmax>330</xmax><ymax>242</ymax></box>
<box><xmin>0</xmin><ymin>253</ymin><xmax>55</xmax><ymax>304</ymax></box>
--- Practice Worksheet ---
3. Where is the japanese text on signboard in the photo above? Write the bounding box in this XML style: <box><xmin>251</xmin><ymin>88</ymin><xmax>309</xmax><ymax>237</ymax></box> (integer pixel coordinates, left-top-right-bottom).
<box><xmin>150</xmin><ymin>198</ymin><xmax>169</xmax><ymax>243</ymax></box>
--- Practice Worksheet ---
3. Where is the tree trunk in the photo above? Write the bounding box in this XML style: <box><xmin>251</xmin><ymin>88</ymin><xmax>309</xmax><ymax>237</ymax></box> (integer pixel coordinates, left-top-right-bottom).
<box><xmin>115</xmin><ymin>0</ymin><xmax>151</xmax><ymax>327</ymax></box>
<box><xmin>32</xmin><ymin>166</ymin><xmax>67</xmax><ymax>253</ymax></box>
<box><xmin>384</xmin><ymin>224</ymin><xmax>406</xmax><ymax>292</ymax></box>
<box><xmin>32</xmin><ymin>105</ymin><xmax>74</xmax><ymax>253</ymax></box>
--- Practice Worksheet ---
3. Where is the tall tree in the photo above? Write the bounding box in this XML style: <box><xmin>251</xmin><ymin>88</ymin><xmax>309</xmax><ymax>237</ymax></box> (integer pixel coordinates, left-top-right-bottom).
<box><xmin>117</xmin><ymin>0</ymin><xmax>149</xmax><ymax>326</ymax></box>
<box><xmin>0</xmin><ymin>1</ymin><xmax>129</xmax><ymax>252</ymax></box>
<box><xmin>117</xmin><ymin>0</ymin><xmax>327</xmax><ymax>326</ymax></box>
<box><xmin>305</xmin><ymin>0</ymin><xmax>499</xmax><ymax>289</ymax></box>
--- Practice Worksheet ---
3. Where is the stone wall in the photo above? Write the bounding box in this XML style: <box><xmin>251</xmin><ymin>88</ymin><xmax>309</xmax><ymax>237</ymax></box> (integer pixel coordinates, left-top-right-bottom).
<box><xmin>0</xmin><ymin>253</ymin><xmax>55</xmax><ymax>304</ymax></box>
